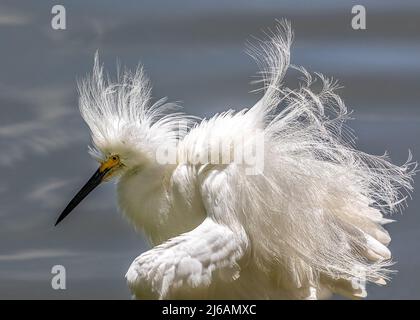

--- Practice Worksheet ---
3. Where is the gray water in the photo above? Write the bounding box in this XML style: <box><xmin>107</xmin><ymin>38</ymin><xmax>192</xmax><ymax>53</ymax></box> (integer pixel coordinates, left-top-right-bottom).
<box><xmin>0</xmin><ymin>0</ymin><xmax>419</xmax><ymax>299</ymax></box>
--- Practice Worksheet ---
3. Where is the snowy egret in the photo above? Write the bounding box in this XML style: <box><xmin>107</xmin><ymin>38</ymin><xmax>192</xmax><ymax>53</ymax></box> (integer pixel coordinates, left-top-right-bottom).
<box><xmin>56</xmin><ymin>21</ymin><xmax>415</xmax><ymax>299</ymax></box>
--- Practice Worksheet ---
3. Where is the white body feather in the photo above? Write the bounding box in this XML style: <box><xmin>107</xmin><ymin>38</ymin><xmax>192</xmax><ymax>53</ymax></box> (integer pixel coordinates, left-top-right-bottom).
<box><xmin>78</xmin><ymin>21</ymin><xmax>415</xmax><ymax>299</ymax></box>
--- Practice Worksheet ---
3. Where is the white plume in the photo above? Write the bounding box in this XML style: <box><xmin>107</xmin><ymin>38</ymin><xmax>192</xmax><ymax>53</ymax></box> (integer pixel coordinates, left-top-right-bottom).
<box><xmin>78</xmin><ymin>20</ymin><xmax>416</xmax><ymax>299</ymax></box>
<box><xmin>78</xmin><ymin>52</ymin><xmax>193</xmax><ymax>163</ymax></box>
<box><xmin>239</xmin><ymin>19</ymin><xmax>416</xmax><ymax>288</ymax></box>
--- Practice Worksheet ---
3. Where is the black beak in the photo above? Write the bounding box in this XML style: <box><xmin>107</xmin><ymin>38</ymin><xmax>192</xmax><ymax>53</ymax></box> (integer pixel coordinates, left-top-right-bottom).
<box><xmin>55</xmin><ymin>168</ymin><xmax>107</xmax><ymax>226</ymax></box>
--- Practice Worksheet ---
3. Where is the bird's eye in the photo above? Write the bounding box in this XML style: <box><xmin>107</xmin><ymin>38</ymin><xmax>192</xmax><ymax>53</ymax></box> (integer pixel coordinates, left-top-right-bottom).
<box><xmin>112</xmin><ymin>156</ymin><xmax>118</xmax><ymax>161</ymax></box>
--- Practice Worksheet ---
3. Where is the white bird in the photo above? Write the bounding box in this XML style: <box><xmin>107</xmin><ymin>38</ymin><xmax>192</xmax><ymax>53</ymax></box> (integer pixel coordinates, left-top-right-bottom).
<box><xmin>56</xmin><ymin>20</ymin><xmax>415</xmax><ymax>299</ymax></box>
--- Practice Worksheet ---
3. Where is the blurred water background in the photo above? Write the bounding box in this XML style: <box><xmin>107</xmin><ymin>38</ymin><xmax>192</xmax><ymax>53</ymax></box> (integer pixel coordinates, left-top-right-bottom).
<box><xmin>0</xmin><ymin>0</ymin><xmax>419</xmax><ymax>299</ymax></box>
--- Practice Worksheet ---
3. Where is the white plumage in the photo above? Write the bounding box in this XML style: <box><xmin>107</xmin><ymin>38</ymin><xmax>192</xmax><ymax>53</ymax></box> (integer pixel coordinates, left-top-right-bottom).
<box><xmin>71</xmin><ymin>20</ymin><xmax>415</xmax><ymax>299</ymax></box>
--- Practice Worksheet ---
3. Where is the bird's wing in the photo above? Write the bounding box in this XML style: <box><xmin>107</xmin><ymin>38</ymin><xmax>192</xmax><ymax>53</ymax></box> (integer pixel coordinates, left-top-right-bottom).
<box><xmin>125</xmin><ymin>217</ymin><xmax>247</xmax><ymax>299</ymax></box>
<box><xmin>174</xmin><ymin>20</ymin><xmax>415</xmax><ymax>299</ymax></box>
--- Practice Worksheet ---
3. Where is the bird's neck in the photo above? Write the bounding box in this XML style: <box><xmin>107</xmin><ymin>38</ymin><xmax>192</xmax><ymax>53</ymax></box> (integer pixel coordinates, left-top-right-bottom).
<box><xmin>117</xmin><ymin>162</ymin><xmax>205</xmax><ymax>245</ymax></box>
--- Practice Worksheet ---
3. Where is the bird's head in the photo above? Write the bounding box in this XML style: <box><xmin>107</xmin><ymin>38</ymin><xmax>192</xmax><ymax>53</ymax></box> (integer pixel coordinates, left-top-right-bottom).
<box><xmin>55</xmin><ymin>52</ymin><xmax>186</xmax><ymax>226</ymax></box>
